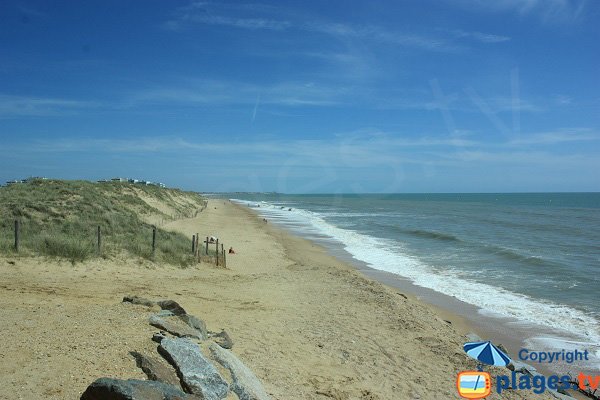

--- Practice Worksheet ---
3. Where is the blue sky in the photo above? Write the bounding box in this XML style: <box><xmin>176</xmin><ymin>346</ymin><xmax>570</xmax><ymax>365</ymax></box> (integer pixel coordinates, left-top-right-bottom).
<box><xmin>1</xmin><ymin>0</ymin><xmax>598</xmax><ymax>193</ymax></box>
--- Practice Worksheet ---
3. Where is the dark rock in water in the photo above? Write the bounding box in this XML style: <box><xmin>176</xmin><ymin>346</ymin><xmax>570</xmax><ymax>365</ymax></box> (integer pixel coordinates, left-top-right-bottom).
<box><xmin>179</xmin><ymin>314</ymin><xmax>208</xmax><ymax>340</ymax></box>
<box><xmin>157</xmin><ymin>300</ymin><xmax>187</xmax><ymax>316</ymax></box>
<box><xmin>130</xmin><ymin>351</ymin><xmax>181</xmax><ymax>387</ymax></box>
<box><xmin>123</xmin><ymin>295</ymin><xmax>156</xmax><ymax>308</ymax></box>
<box><xmin>159</xmin><ymin>338</ymin><xmax>229</xmax><ymax>400</ymax></box>
<box><xmin>211</xmin><ymin>330</ymin><xmax>234</xmax><ymax>349</ymax></box>
<box><xmin>149</xmin><ymin>315</ymin><xmax>205</xmax><ymax>340</ymax></box>
<box><xmin>209</xmin><ymin>343</ymin><xmax>271</xmax><ymax>400</ymax></box>
<box><xmin>80</xmin><ymin>377</ymin><xmax>199</xmax><ymax>400</ymax></box>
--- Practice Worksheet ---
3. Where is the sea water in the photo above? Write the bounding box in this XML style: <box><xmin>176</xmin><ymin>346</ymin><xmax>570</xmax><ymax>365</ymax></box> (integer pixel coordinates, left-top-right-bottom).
<box><xmin>223</xmin><ymin>193</ymin><xmax>600</xmax><ymax>372</ymax></box>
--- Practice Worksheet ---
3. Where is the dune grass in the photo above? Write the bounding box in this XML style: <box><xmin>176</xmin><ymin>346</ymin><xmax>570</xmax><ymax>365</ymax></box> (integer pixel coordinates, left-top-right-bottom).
<box><xmin>0</xmin><ymin>179</ymin><xmax>206</xmax><ymax>266</ymax></box>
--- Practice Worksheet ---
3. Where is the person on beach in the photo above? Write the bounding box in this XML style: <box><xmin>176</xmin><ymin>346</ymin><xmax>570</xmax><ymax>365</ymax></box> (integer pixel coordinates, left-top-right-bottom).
<box><xmin>228</xmin><ymin>247</ymin><xmax>235</xmax><ymax>254</ymax></box>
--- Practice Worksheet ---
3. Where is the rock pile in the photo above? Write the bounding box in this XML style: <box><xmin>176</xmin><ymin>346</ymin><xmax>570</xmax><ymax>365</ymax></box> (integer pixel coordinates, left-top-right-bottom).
<box><xmin>80</xmin><ymin>296</ymin><xmax>271</xmax><ymax>400</ymax></box>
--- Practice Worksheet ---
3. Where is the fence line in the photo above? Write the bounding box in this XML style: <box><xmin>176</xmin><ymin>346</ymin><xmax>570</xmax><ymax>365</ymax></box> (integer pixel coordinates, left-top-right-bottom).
<box><xmin>7</xmin><ymin>217</ymin><xmax>227</xmax><ymax>268</ymax></box>
<box><xmin>155</xmin><ymin>200</ymin><xmax>209</xmax><ymax>227</ymax></box>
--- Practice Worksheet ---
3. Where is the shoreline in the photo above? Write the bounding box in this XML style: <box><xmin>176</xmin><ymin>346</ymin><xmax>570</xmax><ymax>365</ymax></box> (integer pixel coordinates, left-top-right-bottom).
<box><xmin>232</xmin><ymin>200</ymin><xmax>476</xmax><ymax>335</ymax></box>
<box><xmin>0</xmin><ymin>199</ymin><xmax>558</xmax><ymax>399</ymax></box>
<box><xmin>232</xmin><ymin>199</ymin><xmax>599</xmax><ymax>381</ymax></box>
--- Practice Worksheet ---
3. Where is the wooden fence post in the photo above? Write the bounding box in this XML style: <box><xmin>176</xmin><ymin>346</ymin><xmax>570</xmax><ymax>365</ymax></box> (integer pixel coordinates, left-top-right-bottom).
<box><xmin>97</xmin><ymin>226</ymin><xmax>102</xmax><ymax>254</ymax></box>
<box><xmin>192</xmin><ymin>234</ymin><xmax>196</xmax><ymax>254</ymax></box>
<box><xmin>221</xmin><ymin>244</ymin><xmax>226</xmax><ymax>268</ymax></box>
<box><xmin>205</xmin><ymin>236</ymin><xmax>209</xmax><ymax>255</ymax></box>
<box><xmin>14</xmin><ymin>220</ymin><xmax>20</xmax><ymax>252</ymax></box>
<box><xmin>215</xmin><ymin>238</ymin><xmax>219</xmax><ymax>266</ymax></box>
<box><xmin>195</xmin><ymin>234</ymin><xmax>199</xmax><ymax>260</ymax></box>
<box><xmin>152</xmin><ymin>226</ymin><xmax>157</xmax><ymax>256</ymax></box>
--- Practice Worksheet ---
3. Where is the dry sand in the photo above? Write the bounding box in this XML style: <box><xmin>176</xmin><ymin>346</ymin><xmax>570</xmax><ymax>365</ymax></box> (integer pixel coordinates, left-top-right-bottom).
<box><xmin>0</xmin><ymin>199</ymin><xmax>555</xmax><ymax>399</ymax></box>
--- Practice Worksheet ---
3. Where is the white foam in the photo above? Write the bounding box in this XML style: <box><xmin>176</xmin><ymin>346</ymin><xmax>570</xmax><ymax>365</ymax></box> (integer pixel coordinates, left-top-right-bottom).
<box><xmin>231</xmin><ymin>199</ymin><xmax>600</xmax><ymax>348</ymax></box>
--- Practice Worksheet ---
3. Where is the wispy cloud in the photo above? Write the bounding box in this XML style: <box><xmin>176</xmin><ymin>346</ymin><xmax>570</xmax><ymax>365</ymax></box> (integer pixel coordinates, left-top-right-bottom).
<box><xmin>127</xmin><ymin>80</ymin><xmax>346</xmax><ymax>108</ymax></box>
<box><xmin>19</xmin><ymin>132</ymin><xmax>479</xmax><ymax>158</ymax></box>
<box><xmin>554</xmin><ymin>95</ymin><xmax>573</xmax><ymax>105</ymax></box>
<box><xmin>507</xmin><ymin>129</ymin><xmax>599</xmax><ymax>145</ymax></box>
<box><xmin>164</xmin><ymin>1</ymin><xmax>291</xmax><ymax>31</ymax></box>
<box><xmin>447</xmin><ymin>29</ymin><xmax>510</xmax><ymax>43</ymax></box>
<box><xmin>453</xmin><ymin>0</ymin><xmax>588</xmax><ymax>23</ymax></box>
<box><xmin>304</xmin><ymin>21</ymin><xmax>457</xmax><ymax>51</ymax></box>
<box><xmin>164</xmin><ymin>2</ymin><xmax>507</xmax><ymax>52</ymax></box>
<box><xmin>126</xmin><ymin>75</ymin><xmax>550</xmax><ymax>113</ymax></box>
<box><xmin>8</xmin><ymin>130</ymin><xmax>598</xmax><ymax>192</ymax></box>
<box><xmin>166</xmin><ymin>14</ymin><xmax>291</xmax><ymax>31</ymax></box>
<box><xmin>0</xmin><ymin>94</ymin><xmax>98</xmax><ymax>118</ymax></box>
<box><xmin>20</xmin><ymin>128</ymin><xmax>598</xmax><ymax>158</ymax></box>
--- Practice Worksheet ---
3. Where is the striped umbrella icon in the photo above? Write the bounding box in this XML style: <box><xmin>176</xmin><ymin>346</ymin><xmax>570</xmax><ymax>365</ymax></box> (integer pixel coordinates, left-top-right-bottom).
<box><xmin>463</xmin><ymin>341</ymin><xmax>512</xmax><ymax>367</ymax></box>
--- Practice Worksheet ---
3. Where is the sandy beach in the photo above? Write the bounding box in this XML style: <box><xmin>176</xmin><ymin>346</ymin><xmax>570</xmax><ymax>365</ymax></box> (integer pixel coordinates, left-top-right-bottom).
<box><xmin>0</xmin><ymin>199</ymin><xmax>556</xmax><ymax>399</ymax></box>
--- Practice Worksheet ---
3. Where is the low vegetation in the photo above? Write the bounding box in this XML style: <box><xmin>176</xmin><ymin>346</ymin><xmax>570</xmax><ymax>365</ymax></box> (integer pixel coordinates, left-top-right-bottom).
<box><xmin>0</xmin><ymin>179</ymin><xmax>206</xmax><ymax>266</ymax></box>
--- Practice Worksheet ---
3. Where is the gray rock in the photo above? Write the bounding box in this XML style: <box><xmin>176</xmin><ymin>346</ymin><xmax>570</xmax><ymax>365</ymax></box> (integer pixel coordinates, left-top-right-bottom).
<box><xmin>157</xmin><ymin>310</ymin><xmax>176</xmax><ymax>317</ymax></box>
<box><xmin>211</xmin><ymin>330</ymin><xmax>233</xmax><ymax>349</ymax></box>
<box><xmin>159</xmin><ymin>338</ymin><xmax>229</xmax><ymax>400</ymax></box>
<box><xmin>209</xmin><ymin>343</ymin><xmax>271</xmax><ymax>400</ymax></box>
<box><xmin>149</xmin><ymin>315</ymin><xmax>205</xmax><ymax>340</ymax></box>
<box><xmin>80</xmin><ymin>378</ymin><xmax>199</xmax><ymax>400</ymax></box>
<box><xmin>157</xmin><ymin>300</ymin><xmax>187</xmax><ymax>316</ymax></box>
<box><xmin>130</xmin><ymin>351</ymin><xmax>181</xmax><ymax>387</ymax></box>
<box><xmin>122</xmin><ymin>295</ymin><xmax>156</xmax><ymax>308</ymax></box>
<box><xmin>179</xmin><ymin>314</ymin><xmax>208</xmax><ymax>340</ymax></box>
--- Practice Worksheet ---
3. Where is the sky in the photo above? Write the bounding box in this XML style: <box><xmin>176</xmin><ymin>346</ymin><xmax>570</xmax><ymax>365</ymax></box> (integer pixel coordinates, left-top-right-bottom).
<box><xmin>1</xmin><ymin>0</ymin><xmax>599</xmax><ymax>193</ymax></box>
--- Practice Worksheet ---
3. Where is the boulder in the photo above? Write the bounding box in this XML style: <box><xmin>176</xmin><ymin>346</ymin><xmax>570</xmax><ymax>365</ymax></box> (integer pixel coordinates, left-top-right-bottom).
<box><xmin>80</xmin><ymin>378</ymin><xmax>199</xmax><ymax>400</ymax></box>
<box><xmin>159</xmin><ymin>338</ymin><xmax>229</xmax><ymax>400</ymax></box>
<box><xmin>209</xmin><ymin>343</ymin><xmax>271</xmax><ymax>400</ymax></box>
<box><xmin>130</xmin><ymin>351</ymin><xmax>181</xmax><ymax>387</ymax></box>
<box><xmin>149</xmin><ymin>315</ymin><xmax>205</xmax><ymax>340</ymax></box>
<box><xmin>157</xmin><ymin>310</ymin><xmax>176</xmax><ymax>317</ymax></box>
<box><xmin>122</xmin><ymin>295</ymin><xmax>156</xmax><ymax>308</ymax></box>
<box><xmin>157</xmin><ymin>300</ymin><xmax>187</xmax><ymax>316</ymax></box>
<box><xmin>179</xmin><ymin>314</ymin><xmax>208</xmax><ymax>339</ymax></box>
<box><xmin>211</xmin><ymin>330</ymin><xmax>233</xmax><ymax>349</ymax></box>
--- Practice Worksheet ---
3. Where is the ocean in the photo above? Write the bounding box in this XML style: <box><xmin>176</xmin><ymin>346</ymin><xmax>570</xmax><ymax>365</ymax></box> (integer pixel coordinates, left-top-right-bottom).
<box><xmin>223</xmin><ymin>193</ymin><xmax>600</xmax><ymax>373</ymax></box>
